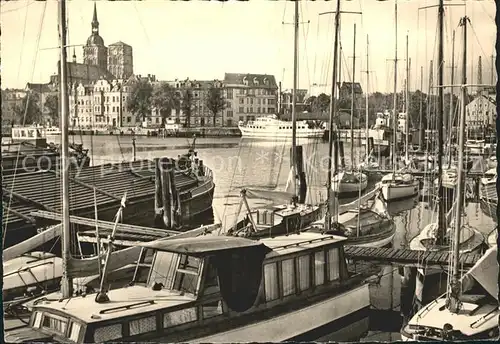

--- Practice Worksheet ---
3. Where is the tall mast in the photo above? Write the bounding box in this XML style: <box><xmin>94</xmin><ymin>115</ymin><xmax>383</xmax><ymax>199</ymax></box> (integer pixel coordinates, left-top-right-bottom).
<box><xmin>405</xmin><ymin>33</ymin><xmax>409</xmax><ymax>162</ymax></box>
<box><xmin>436</xmin><ymin>0</ymin><xmax>445</xmax><ymax>243</ymax></box>
<box><xmin>448</xmin><ymin>29</ymin><xmax>456</xmax><ymax>167</ymax></box>
<box><xmin>448</xmin><ymin>15</ymin><xmax>468</xmax><ymax>313</ymax></box>
<box><xmin>350</xmin><ymin>23</ymin><xmax>356</xmax><ymax>168</ymax></box>
<box><xmin>392</xmin><ymin>1</ymin><xmax>398</xmax><ymax>175</ymax></box>
<box><xmin>419</xmin><ymin>66</ymin><xmax>423</xmax><ymax>150</ymax></box>
<box><xmin>59</xmin><ymin>0</ymin><xmax>73</xmax><ymax>298</ymax></box>
<box><xmin>325</xmin><ymin>0</ymin><xmax>341</xmax><ymax>232</ymax></box>
<box><xmin>365</xmin><ymin>35</ymin><xmax>370</xmax><ymax>159</ymax></box>
<box><xmin>291</xmin><ymin>0</ymin><xmax>299</xmax><ymax>197</ymax></box>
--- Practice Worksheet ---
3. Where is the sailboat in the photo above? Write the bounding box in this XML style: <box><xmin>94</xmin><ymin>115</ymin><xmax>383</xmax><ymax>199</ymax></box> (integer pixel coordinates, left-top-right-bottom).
<box><xmin>226</xmin><ymin>3</ymin><xmax>323</xmax><ymax>238</ymax></box>
<box><xmin>334</xmin><ymin>25</ymin><xmax>368</xmax><ymax>196</ymax></box>
<box><xmin>401</xmin><ymin>20</ymin><xmax>498</xmax><ymax>339</ymax></box>
<box><xmin>408</xmin><ymin>10</ymin><xmax>485</xmax><ymax>308</ymax></box>
<box><xmin>306</xmin><ymin>9</ymin><xmax>395</xmax><ymax>248</ymax></box>
<box><xmin>479</xmin><ymin>167</ymin><xmax>497</xmax><ymax>223</ymax></box>
<box><xmin>380</xmin><ymin>10</ymin><xmax>419</xmax><ymax>202</ymax></box>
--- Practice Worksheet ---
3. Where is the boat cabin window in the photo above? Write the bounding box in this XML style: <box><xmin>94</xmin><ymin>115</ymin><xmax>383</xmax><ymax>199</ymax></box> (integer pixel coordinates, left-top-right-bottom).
<box><xmin>281</xmin><ymin>259</ymin><xmax>296</xmax><ymax>296</ymax></box>
<box><xmin>314</xmin><ymin>251</ymin><xmax>326</xmax><ymax>286</ymax></box>
<box><xmin>264</xmin><ymin>263</ymin><xmax>279</xmax><ymax>301</ymax></box>
<box><xmin>203</xmin><ymin>257</ymin><xmax>220</xmax><ymax>296</ymax></box>
<box><xmin>327</xmin><ymin>248</ymin><xmax>340</xmax><ymax>281</ymax></box>
<box><xmin>262</xmin><ymin>248</ymin><xmax>341</xmax><ymax>303</ymax></box>
<box><xmin>93</xmin><ymin>323</ymin><xmax>122</xmax><ymax>342</ymax></box>
<box><xmin>297</xmin><ymin>255</ymin><xmax>311</xmax><ymax>291</ymax></box>
<box><xmin>148</xmin><ymin>251</ymin><xmax>201</xmax><ymax>295</ymax></box>
<box><xmin>31</xmin><ymin>311</ymin><xmax>83</xmax><ymax>342</ymax></box>
<box><xmin>129</xmin><ymin>315</ymin><xmax>157</xmax><ymax>336</ymax></box>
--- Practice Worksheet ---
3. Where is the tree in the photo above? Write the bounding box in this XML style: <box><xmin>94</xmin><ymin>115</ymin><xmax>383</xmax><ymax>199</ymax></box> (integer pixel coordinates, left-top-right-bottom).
<box><xmin>205</xmin><ymin>86</ymin><xmax>226</xmax><ymax>126</ymax></box>
<box><xmin>304</xmin><ymin>95</ymin><xmax>316</xmax><ymax>112</ymax></box>
<box><xmin>181</xmin><ymin>89</ymin><xmax>194</xmax><ymax>128</ymax></box>
<box><xmin>127</xmin><ymin>79</ymin><xmax>153</xmax><ymax>122</ymax></box>
<box><xmin>151</xmin><ymin>82</ymin><xmax>180</xmax><ymax>125</ymax></box>
<box><xmin>12</xmin><ymin>93</ymin><xmax>41</xmax><ymax>125</ymax></box>
<box><xmin>44</xmin><ymin>93</ymin><xmax>59</xmax><ymax>126</ymax></box>
<box><xmin>313</xmin><ymin>93</ymin><xmax>330</xmax><ymax>113</ymax></box>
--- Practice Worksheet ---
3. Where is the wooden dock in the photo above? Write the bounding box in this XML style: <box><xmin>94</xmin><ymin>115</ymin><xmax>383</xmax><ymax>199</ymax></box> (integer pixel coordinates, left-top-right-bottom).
<box><xmin>344</xmin><ymin>246</ymin><xmax>482</xmax><ymax>269</ymax></box>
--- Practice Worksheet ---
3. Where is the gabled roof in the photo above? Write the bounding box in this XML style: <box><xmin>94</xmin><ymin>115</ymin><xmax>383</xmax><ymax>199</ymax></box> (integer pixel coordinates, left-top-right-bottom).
<box><xmin>55</xmin><ymin>61</ymin><xmax>116</xmax><ymax>84</ymax></box>
<box><xmin>224</xmin><ymin>73</ymin><xmax>277</xmax><ymax>88</ymax></box>
<box><xmin>25</xmin><ymin>83</ymin><xmax>54</xmax><ymax>93</ymax></box>
<box><xmin>108</xmin><ymin>41</ymin><xmax>132</xmax><ymax>47</ymax></box>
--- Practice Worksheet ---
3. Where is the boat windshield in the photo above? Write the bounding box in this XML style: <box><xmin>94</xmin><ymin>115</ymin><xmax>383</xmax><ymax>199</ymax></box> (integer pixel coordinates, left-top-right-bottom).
<box><xmin>147</xmin><ymin>251</ymin><xmax>201</xmax><ymax>295</ymax></box>
<box><xmin>30</xmin><ymin>310</ymin><xmax>83</xmax><ymax>342</ymax></box>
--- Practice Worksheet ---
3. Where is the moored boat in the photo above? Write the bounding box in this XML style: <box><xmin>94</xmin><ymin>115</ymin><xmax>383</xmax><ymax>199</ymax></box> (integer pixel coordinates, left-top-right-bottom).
<box><xmin>380</xmin><ymin>172</ymin><xmax>419</xmax><ymax>201</ymax></box>
<box><xmin>5</xmin><ymin>232</ymin><xmax>371</xmax><ymax>343</ymax></box>
<box><xmin>333</xmin><ymin>171</ymin><xmax>368</xmax><ymax>197</ymax></box>
<box><xmin>238</xmin><ymin>115</ymin><xmax>325</xmax><ymax>139</ymax></box>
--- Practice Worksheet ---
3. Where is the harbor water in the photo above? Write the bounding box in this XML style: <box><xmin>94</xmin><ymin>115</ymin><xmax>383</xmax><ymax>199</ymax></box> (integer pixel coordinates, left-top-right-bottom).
<box><xmin>34</xmin><ymin>135</ymin><xmax>497</xmax><ymax>341</ymax></box>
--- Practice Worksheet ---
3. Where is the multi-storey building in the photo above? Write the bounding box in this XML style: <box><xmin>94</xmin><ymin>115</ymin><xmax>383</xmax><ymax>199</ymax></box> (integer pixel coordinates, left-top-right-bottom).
<box><xmin>281</xmin><ymin>88</ymin><xmax>308</xmax><ymax>115</ymax></box>
<box><xmin>108</xmin><ymin>42</ymin><xmax>134</xmax><ymax>80</ymax></box>
<box><xmin>223</xmin><ymin>73</ymin><xmax>278</xmax><ymax>126</ymax></box>
<box><xmin>1</xmin><ymin>89</ymin><xmax>28</xmax><ymax>125</ymax></box>
<box><xmin>465</xmin><ymin>94</ymin><xmax>496</xmax><ymax>128</ymax></box>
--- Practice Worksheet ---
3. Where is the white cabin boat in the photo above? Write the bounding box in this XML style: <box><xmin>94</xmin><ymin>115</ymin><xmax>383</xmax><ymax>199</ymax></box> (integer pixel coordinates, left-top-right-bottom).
<box><xmin>333</xmin><ymin>171</ymin><xmax>368</xmax><ymax>196</ymax></box>
<box><xmin>11</xmin><ymin>125</ymin><xmax>61</xmax><ymax>143</ymax></box>
<box><xmin>5</xmin><ymin>232</ymin><xmax>370</xmax><ymax>343</ymax></box>
<box><xmin>238</xmin><ymin>115</ymin><xmax>325</xmax><ymax>139</ymax></box>
<box><xmin>380</xmin><ymin>173</ymin><xmax>419</xmax><ymax>201</ymax></box>
<box><xmin>465</xmin><ymin>139</ymin><xmax>492</xmax><ymax>155</ymax></box>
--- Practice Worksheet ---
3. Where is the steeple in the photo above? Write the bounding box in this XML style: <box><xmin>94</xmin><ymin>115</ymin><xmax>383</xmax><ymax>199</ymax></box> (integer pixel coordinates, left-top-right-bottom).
<box><xmin>91</xmin><ymin>2</ymin><xmax>99</xmax><ymax>35</ymax></box>
<box><xmin>72</xmin><ymin>48</ymin><xmax>76</xmax><ymax>63</ymax></box>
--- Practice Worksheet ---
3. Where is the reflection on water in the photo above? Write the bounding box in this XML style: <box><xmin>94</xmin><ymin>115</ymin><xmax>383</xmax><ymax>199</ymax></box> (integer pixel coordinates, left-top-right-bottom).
<box><xmin>70</xmin><ymin>136</ymin><xmax>494</xmax><ymax>341</ymax></box>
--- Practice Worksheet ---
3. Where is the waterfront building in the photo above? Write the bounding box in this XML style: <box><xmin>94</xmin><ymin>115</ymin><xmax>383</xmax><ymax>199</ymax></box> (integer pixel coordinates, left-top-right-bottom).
<box><xmin>465</xmin><ymin>94</ymin><xmax>496</xmax><ymax>129</ymax></box>
<box><xmin>108</xmin><ymin>42</ymin><xmax>134</xmax><ymax>80</ymax></box>
<box><xmin>281</xmin><ymin>88</ymin><xmax>308</xmax><ymax>115</ymax></box>
<box><xmin>223</xmin><ymin>73</ymin><xmax>278</xmax><ymax>126</ymax></box>
<box><xmin>1</xmin><ymin>89</ymin><xmax>28</xmax><ymax>125</ymax></box>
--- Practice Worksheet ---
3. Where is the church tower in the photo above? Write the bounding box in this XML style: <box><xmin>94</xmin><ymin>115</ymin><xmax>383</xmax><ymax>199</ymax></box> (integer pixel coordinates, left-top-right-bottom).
<box><xmin>83</xmin><ymin>3</ymin><xmax>108</xmax><ymax>71</ymax></box>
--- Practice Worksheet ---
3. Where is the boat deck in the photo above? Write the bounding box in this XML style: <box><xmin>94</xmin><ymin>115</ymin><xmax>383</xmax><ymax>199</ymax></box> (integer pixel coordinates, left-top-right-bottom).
<box><xmin>344</xmin><ymin>246</ymin><xmax>481</xmax><ymax>269</ymax></box>
<box><xmin>2</xmin><ymin>160</ymin><xmax>200</xmax><ymax>239</ymax></box>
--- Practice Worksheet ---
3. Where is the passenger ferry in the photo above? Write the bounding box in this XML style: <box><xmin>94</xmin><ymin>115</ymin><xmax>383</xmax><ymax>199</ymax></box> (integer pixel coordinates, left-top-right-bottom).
<box><xmin>238</xmin><ymin>115</ymin><xmax>325</xmax><ymax>139</ymax></box>
<box><xmin>10</xmin><ymin>125</ymin><xmax>61</xmax><ymax>143</ymax></box>
<box><xmin>5</xmin><ymin>232</ymin><xmax>370</xmax><ymax>343</ymax></box>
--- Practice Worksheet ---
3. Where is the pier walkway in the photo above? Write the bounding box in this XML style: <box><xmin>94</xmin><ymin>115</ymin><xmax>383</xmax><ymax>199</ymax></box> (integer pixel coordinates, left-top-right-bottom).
<box><xmin>344</xmin><ymin>246</ymin><xmax>482</xmax><ymax>269</ymax></box>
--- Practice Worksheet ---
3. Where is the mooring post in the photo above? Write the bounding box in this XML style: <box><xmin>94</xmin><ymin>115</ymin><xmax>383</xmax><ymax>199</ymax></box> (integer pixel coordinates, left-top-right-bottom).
<box><xmin>154</xmin><ymin>158</ymin><xmax>163</xmax><ymax>227</ymax></box>
<box><xmin>160</xmin><ymin>158</ymin><xmax>172</xmax><ymax>229</ymax></box>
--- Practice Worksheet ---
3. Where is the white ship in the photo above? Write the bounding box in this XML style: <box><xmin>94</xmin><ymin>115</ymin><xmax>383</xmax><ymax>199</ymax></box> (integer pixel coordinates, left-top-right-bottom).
<box><xmin>238</xmin><ymin>115</ymin><xmax>325</xmax><ymax>139</ymax></box>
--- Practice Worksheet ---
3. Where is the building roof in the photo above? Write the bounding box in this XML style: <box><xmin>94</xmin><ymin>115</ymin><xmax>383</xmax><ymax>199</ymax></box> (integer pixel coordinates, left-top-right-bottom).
<box><xmin>338</xmin><ymin>82</ymin><xmax>363</xmax><ymax>94</ymax></box>
<box><xmin>54</xmin><ymin>61</ymin><xmax>116</xmax><ymax>84</ymax></box>
<box><xmin>109</xmin><ymin>41</ymin><xmax>132</xmax><ymax>47</ymax></box>
<box><xmin>224</xmin><ymin>73</ymin><xmax>277</xmax><ymax>88</ymax></box>
<box><xmin>25</xmin><ymin>83</ymin><xmax>55</xmax><ymax>93</ymax></box>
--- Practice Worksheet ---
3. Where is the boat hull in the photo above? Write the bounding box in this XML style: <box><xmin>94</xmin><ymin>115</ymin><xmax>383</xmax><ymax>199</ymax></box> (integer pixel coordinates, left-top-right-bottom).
<box><xmin>193</xmin><ymin>283</ymin><xmax>370</xmax><ymax>343</ymax></box>
<box><xmin>381</xmin><ymin>181</ymin><xmax>419</xmax><ymax>201</ymax></box>
<box><xmin>337</xmin><ymin>177</ymin><xmax>369</xmax><ymax>197</ymax></box>
<box><xmin>238</xmin><ymin>127</ymin><xmax>325</xmax><ymax>139</ymax></box>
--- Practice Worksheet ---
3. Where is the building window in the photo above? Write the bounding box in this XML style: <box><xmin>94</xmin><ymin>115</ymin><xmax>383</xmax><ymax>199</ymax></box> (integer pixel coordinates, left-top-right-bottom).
<box><xmin>239</xmin><ymin>98</ymin><xmax>244</xmax><ymax>104</ymax></box>
<box><xmin>226</xmin><ymin>119</ymin><xmax>233</xmax><ymax>126</ymax></box>
<box><xmin>239</xmin><ymin>116</ymin><xmax>244</xmax><ymax>121</ymax></box>
<box><xmin>239</xmin><ymin>107</ymin><xmax>244</xmax><ymax>113</ymax></box>
<box><xmin>227</xmin><ymin>110</ymin><xmax>233</xmax><ymax>117</ymax></box>
<box><xmin>227</xmin><ymin>89</ymin><xmax>233</xmax><ymax>99</ymax></box>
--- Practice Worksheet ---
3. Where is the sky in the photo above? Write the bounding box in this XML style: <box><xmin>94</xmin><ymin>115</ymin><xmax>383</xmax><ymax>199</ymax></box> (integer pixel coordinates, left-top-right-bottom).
<box><xmin>1</xmin><ymin>0</ymin><xmax>497</xmax><ymax>95</ymax></box>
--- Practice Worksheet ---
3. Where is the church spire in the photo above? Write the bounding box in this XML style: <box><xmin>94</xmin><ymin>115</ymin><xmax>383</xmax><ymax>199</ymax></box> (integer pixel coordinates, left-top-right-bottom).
<box><xmin>72</xmin><ymin>48</ymin><xmax>77</xmax><ymax>63</ymax></box>
<box><xmin>91</xmin><ymin>2</ymin><xmax>99</xmax><ymax>35</ymax></box>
